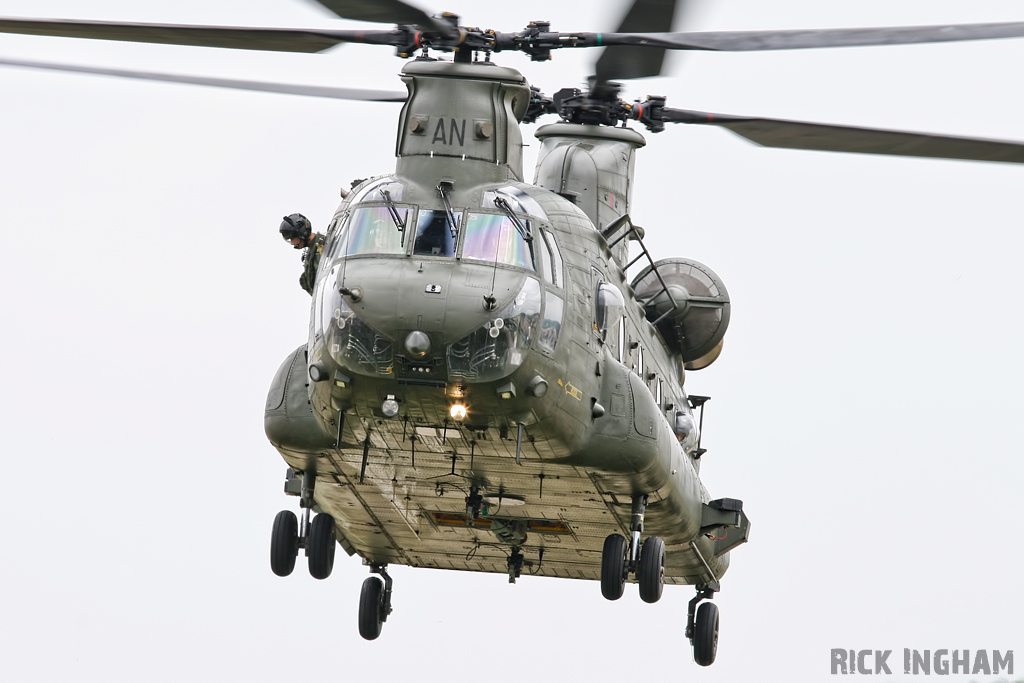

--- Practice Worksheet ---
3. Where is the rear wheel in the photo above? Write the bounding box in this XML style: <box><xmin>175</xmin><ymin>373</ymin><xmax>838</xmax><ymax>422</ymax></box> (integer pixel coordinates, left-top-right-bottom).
<box><xmin>307</xmin><ymin>514</ymin><xmax>336</xmax><ymax>580</ymax></box>
<box><xmin>693</xmin><ymin>601</ymin><xmax>720</xmax><ymax>666</ymax></box>
<box><xmin>637</xmin><ymin>536</ymin><xmax>665</xmax><ymax>603</ymax></box>
<box><xmin>358</xmin><ymin>576</ymin><xmax>384</xmax><ymax>640</ymax></box>
<box><xmin>600</xmin><ymin>534</ymin><xmax>628</xmax><ymax>600</ymax></box>
<box><xmin>270</xmin><ymin>510</ymin><xmax>298</xmax><ymax>577</ymax></box>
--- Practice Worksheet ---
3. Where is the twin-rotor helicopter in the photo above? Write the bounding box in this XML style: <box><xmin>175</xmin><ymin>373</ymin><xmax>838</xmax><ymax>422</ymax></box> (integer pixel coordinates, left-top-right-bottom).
<box><xmin>5</xmin><ymin>0</ymin><xmax>1024</xmax><ymax>665</ymax></box>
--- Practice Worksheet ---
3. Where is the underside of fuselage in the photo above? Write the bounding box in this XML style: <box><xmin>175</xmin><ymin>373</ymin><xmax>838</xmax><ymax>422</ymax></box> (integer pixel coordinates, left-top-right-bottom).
<box><xmin>266</xmin><ymin>344</ymin><xmax>744</xmax><ymax>586</ymax></box>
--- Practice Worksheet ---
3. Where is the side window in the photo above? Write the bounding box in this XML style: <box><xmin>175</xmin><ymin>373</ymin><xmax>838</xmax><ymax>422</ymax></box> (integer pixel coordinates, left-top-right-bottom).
<box><xmin>537</xmin><ymin>230</ymin><xmax>553</xmax><ymax>284</ymax></box>
<box><xmin>321</xmin><ymin>215</ymin><xmax>342</xmax><ymax>260</ymax></box>
<box><xmin>542</xmin><ymin>231</ymin><xmax>563</xmax><ymax>288</ymax></box>
<box><xmin>637</xmin><ymin>344</ymin><xmax>644</xmax><ymax>378</ymax></box>
<box><xmin>539</xmin><ymin>292</ymin><xmax>564</xmax><ymax>354</ymax></box>
<box><xmin>595</xmin><ymin>282</ymin><xmax>624</xmax><ymax>341</ymax></box>
<box><xmin>616</xmin><ymin>320</ymin><xmax>625</xmax><ymax>362</ymax></box>
<box><xmin>656</xmin><ymin>379</ymin><xmax>663</xmax><ymax>407</ymax></box>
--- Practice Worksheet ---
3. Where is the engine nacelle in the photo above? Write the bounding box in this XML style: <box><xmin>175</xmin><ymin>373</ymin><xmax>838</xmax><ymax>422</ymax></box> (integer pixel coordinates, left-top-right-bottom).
<box><xmin>631</xmin><ymin>258</ymin><xmax>730</xmax><ymax>370</ymax></box>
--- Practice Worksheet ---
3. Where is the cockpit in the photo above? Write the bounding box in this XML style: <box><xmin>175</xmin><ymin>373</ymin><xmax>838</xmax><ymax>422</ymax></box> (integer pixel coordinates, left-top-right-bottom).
<box><xmin>313</xmin><ymin>179</ymin><xmax>568</xmax><ymax>384</ymax></box>
<box><xmin>324</xmin><ymin>180</ymin><xmax>551</xmax><ymax>273</ymax></box>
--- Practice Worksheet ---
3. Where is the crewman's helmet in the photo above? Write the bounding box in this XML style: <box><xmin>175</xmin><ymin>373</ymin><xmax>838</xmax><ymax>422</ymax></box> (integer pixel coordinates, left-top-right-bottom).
<box><xmin>280</xmin><ymin>213</ymin><xmax>312</xmax><ymax>249</ymax></box>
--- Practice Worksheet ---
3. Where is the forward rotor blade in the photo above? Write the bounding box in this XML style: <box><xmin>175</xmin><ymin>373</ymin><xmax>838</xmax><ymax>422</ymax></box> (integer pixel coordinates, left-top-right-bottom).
<box><xmin>0</xmin><ymin>17</ymin><xmax>398</xmax><ymax>53</ymax></box>
<box><xmin>0</xmin><ymin>57</ymin><xmax>407</xmax><ymax>102</ymax></box>
<box><xmin>666</xmin><ymin>109</ymin><xmax>1024</xmax><ymax>164</ymax></box>
<box><xmin>310</xmin><ymin>0</ymin><xmax>456</xmax><ymax>38</ymax></box>
<box><xmin>599</xmin><ymin>21</ymin><xmax>1024</xmax><ymax>52</ymax></box>
<box><xmin>595</xmin><ymin>0</ymin><xmax>682</xmax><ymax>82</ymax></box>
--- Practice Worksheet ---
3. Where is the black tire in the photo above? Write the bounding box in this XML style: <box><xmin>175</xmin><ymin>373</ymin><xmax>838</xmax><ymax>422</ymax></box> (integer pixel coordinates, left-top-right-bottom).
<box><xmin>693</xmin><ymin>601</ymin><xmax>720</xmax><ymax>667</ymax></box>
<box><xmin>358</xmin><ymin>576</ymin><xmax>384</xmax><ymax>640</ymax></box>
<box><xmin>637</xmin><ymin>536</ymin><xmax>665</xmax><ymax>604</ymax></box>
<box><xmin>600</xmin><ymin>534</ymin><xmax>628</xmax><ymax>600</ymax></box>
<box><xmin>270</xmin><ymin>510</ymin><xmax>298</xmax><ymax>577</ymax></box>
<box><xmin>307</xmin><ymin>514</ymin><xmax>336</xmax><ymax>580</ymax></box>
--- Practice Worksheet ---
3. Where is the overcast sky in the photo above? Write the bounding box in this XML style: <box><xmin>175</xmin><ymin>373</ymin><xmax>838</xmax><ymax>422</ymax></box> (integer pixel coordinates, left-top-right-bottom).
<box><xmin>1</xmin><ymin>1</ymin><xmax>1023</xmax><ymax>681</ymax></box>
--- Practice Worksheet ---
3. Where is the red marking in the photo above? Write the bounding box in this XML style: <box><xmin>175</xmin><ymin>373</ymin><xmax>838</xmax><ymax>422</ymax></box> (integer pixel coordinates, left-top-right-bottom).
<box><xmin>637</xmin><ymin>103</ymin><xmax>643</xmax><ymax>119</ymax></box>
<box><xmin>708</xmin><ymin>113</ymin><xmax>714</xmax><ymax>123</ymax></box>
<box><xmin>414</xmin><ymin>31</ymin><xmax>422</xmax><ymax>47</ymax></box>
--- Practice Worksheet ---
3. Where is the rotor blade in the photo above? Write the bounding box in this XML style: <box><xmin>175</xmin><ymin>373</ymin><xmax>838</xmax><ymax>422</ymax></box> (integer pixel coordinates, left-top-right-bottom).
<box><xmin>0</xmin><ymin>57</ymin><xmax>407</xmax><ymax>102</ymax></box>
<box><xmin>0</xmin><ymin>17</ymin><xmax>399</xmax><ymax>53</ymax></box>
<box><xmin>665</xmin><ymin>109</ymin><xmax>1024</xmax><ymax>164</ymax></box>
<box><xmin>595</xmin><ymin>0</ymin><xmax>682</xmax><ymax>82</ymax></box>
<box><xmin>309</xmin><ymin>0</ymin><xmax>457</xmax><ymax>38</ymax></box>
<box><xmin>598</xmin><ymin>21</ymin><xmax>1024</xmax><ymax>52</ymax></box>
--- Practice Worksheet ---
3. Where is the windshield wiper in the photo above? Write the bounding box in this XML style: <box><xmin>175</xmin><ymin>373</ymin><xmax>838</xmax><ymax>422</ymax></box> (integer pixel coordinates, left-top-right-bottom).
<box><xmin>494</xmin><ymin>197</ymin><xmax>533</xmax><ymax>243</ymax></box>
<box><xmin>436</xmin><ymin>181</ymin><xmax>459</xmax><ymax>240</ymax></box>
<box><xmin>379</xmin><ymin>189</ymin><xmax>406</xmax><ymax>244</ymax></box>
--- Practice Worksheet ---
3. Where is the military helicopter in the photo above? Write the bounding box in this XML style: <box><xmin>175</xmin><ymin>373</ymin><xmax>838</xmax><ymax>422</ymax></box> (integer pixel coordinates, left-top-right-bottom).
<box><xmin>5</xmin><ymin>0</ymin><xmax>1024</xmax><ymax>666</ymax></box>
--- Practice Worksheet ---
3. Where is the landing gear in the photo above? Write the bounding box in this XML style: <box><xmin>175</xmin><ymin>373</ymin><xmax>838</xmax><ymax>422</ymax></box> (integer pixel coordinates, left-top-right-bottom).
<box><xmin>600</xmin><ymin>494</ymin><xmax>665</xmax><ymax>603</ymax></box>
<box><xmin>637</xmin><ymin>535</ymin><xmax>665</xmax><ymax>604</ymax></box>
<box><xmin>358</xmin><ymin>564</ymin><xmax>393</xmax><ymax>641</ymax></box>
<box><xmin>686</xmin><ymin>586</ymin><xmax>719</xmax><ymax>666</ymax></box>
<box><xmin>271</xmin><ymin>467</ymin><xmax>336</xmax><ymax>580</ymax></box>
<box><xmin>600</xmin><ymin>534</ymin><xmax>628</xmax><ymax>600</ymax></box>
<box><xmin>307</xmin><ymin>513</ymin><xmax>336</xmax><ymax>580</ymax></box>
<box><xmin>270</xmin><ymin>510</ymin><xmax>298</xmax><ymax>577</ymax></box>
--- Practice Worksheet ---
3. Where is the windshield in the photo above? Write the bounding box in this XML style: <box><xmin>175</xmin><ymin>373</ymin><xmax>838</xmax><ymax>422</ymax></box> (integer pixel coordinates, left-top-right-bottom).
<box><xmin>413</xmin><ymin>210</ymin><xmax>459</xmax><ymax>257</ymax></box>
<box><xmin>462</xmin><ymin>213</ymin><xmax>534</xmax><ymax>270</ymax></box>
<box><xmin>339</xmin><ymin>206</ymin><xmax>409</xmax><ymax>257</ymax></box>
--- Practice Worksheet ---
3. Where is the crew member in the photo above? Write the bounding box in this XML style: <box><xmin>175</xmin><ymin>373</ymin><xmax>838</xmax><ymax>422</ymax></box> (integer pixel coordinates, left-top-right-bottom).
<box><xmin>280</xmin><ymin>213</ymin><xmax>324</xmax><ymax>295</ymax></box>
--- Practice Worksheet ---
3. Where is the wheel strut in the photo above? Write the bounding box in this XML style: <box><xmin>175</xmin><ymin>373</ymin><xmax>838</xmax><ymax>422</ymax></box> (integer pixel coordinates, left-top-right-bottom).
<box><xmin>368</xmin><ymin>563</ymin><xmax>394</xmax><ymax>622</ymax></box>
<box><xmin>628</xmin><ymin>494</ymin><xmax>648</xmax><ymax>571</ymax></box>
<box><xmin>298</xmin><ymin>468</ymin><xmax>316</xmax><ymax>552</ymax></box>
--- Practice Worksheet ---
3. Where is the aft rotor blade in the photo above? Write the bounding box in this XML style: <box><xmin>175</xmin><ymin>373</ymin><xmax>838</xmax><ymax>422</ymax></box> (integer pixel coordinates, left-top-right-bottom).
<box><xmin>310</xmin><ymin>0</ymin><xmax>457</xmax><ymax>38</ymax></box>
<box><xmin>666</xmin><ymin>109</ymin><xmax>1024</xmax><ymax>164</ymax></box>
<box><xmin>598</xmin><ymin>21</ymin><xmax>1024</xmax><ymax>52</ymax></box>
<box><xmin>595</xmin><ymin>0</ymin><xmax>682</xmax><ymax>82</ymax></box>
<box><xmin>0</xmin><ymin>17</ymin><xmax>398</xmax><ymax>53</ymax></box>
<box><xmin>0</xmin><ymin>57</ymin><xmax>407</xmax><ymax>102</ymax></box>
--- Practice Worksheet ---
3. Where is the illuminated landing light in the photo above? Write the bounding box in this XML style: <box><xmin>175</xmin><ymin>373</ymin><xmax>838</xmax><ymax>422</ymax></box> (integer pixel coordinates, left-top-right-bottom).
<box><xmin>450</xmin><ymin>404</ymin><xmax>468</xmax><ymax>421</ymax></box>
<box><xmin>382</xmin><ymin>395</ymin><xmax>400</xmax><ymax>418</ymax></box>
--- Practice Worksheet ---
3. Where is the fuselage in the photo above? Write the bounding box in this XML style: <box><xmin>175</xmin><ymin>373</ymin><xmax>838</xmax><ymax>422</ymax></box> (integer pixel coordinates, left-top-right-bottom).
<box><xmin>264</xmin><ymin>59</ymin><xmax>742</xmax><ymax>585</ymax></box>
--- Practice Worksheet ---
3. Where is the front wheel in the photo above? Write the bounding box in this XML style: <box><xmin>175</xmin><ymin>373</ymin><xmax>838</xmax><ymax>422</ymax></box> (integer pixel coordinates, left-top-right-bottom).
<box><xmin>270</xmin><ymin>510</ymin><xmax>298</xmax><ymax>577</ymax></box>
<box><xmin>637</xmin><ymin>536</ymin><xmax>665</xmax><ymax>604</ymax></box>
<box><xmin>600</xmin><ymin>534</ymin><xmax>628</xmax><ymax>601</ymax></box>
<box><xmin>307</xmin><ymin>514</ymin><xmax>336</xmax><ymax>580</ymax></box>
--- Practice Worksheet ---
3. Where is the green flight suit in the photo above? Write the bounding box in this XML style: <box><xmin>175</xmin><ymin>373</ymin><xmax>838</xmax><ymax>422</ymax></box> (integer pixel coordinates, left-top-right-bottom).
<box><xmin>299</xmin><ymin>233</ymin><xmax>326</xmax><ymax>295</ymax></box>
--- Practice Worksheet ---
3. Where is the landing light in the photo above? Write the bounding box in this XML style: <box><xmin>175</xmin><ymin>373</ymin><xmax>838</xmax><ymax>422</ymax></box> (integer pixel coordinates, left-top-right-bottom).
<box><xmin>449</xmin><ymin>404</ymin><xmax>468</xmax><ymax>421</ymax></box>
<box><xmin>382</xmin><ymin>395</ymin><xmax>400</xmax><ymax>418</ymax></box>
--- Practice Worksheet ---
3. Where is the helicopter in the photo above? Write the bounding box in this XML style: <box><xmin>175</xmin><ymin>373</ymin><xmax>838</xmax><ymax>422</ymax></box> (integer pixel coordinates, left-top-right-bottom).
<box><xmin>4</xmin><ymin>0</ymin><xmax>1024</xmax><ymax>668</ymax></box>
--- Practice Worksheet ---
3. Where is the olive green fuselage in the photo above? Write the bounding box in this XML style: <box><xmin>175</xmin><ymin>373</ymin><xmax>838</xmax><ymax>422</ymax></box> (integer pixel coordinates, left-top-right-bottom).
<box><xmin>264</xmin><ymin>60</ymin><xmax>745</xmax><ymax>585</ymax></box>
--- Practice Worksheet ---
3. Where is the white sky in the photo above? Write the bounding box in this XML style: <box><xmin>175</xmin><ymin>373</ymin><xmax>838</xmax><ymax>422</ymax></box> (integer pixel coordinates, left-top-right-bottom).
<box><xmin>1</xmin><ymin>1</ymin><xmax>1022</xmax><ymax>681</ymax></box>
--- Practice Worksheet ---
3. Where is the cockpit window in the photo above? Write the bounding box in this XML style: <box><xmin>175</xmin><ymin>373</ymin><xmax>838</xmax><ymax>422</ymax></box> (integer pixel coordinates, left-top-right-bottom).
<box><xmin>337</xmin><ymin>206</ymin><xmax>409</xmax><ymax>257</ymax></box>
<box><xmin>413</xmin><ymin>209</ymin><xmax>459</xmax><ymax>257</ymax></box>
<box><xmin>462</xmin><ymin>213</ymin><xmax>534</xmax><ymax>270</ymax></box>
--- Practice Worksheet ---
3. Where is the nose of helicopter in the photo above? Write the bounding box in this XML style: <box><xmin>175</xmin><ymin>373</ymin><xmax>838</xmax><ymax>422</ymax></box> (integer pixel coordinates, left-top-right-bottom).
<box><xmin>316</xmin><ymin>257</ymin><xmax>536</xmax><ymax>383</ymax></box>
